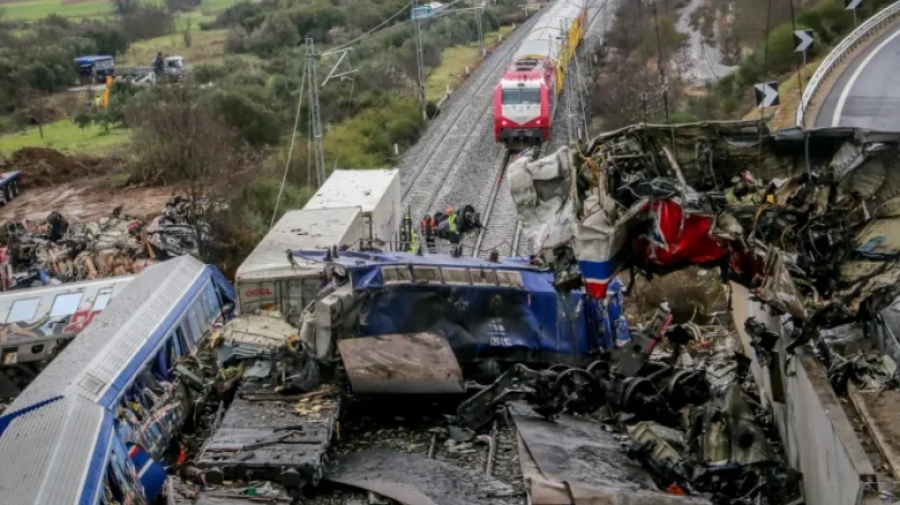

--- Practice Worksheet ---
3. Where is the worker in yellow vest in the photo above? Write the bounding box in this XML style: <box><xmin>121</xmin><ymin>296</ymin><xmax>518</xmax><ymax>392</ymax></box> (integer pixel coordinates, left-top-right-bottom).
<box><xmin>447</xmin><ymin>207</ymin><xmax>460</xmax><ymax>254</ymax></box>
<box><xmin>409</xmin><ymin>227</ymin><xmax>419</xmax><ymax>254</ymax></box>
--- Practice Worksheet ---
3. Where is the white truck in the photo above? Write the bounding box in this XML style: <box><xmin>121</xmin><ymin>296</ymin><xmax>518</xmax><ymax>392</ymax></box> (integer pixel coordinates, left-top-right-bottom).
<box><xmin>234</xmin><ymin>168</ymin><xmax>401</xmax><ymax>321</ymax></box>
<box><xmin>304</xmin><ymin>169</ymin><xmax>401</xmax><ymax>249</ymax></box>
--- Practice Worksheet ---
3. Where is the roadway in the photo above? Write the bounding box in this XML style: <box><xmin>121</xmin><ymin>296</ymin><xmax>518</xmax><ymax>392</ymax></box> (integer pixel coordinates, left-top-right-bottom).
<box><xmin>815</xmin><ymin>24</ymin><xmax>900</xmax><ymax>130</ymax></box>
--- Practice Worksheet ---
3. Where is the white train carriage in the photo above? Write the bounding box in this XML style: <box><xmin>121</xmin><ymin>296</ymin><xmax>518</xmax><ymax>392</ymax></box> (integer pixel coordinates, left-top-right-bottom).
<box><xmin>0</xmin><ymin>276</ymin><xmax>135</xmax><ymax>398</ymax></box>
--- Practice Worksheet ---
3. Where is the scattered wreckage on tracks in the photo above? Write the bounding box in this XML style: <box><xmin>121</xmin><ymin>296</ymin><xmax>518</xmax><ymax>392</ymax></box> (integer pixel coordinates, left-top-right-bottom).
<box><xmin>12</xmin><ymin>122</ymin><xmax>900</xmax><ymax>504</ymax></box>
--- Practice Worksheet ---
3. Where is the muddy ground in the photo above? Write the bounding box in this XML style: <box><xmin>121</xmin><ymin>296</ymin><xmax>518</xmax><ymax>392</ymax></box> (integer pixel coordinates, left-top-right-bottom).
<box><xmin>0</xmin><ymin>147</ymin><xmax>177</xmax><ymax>223</ymax></box>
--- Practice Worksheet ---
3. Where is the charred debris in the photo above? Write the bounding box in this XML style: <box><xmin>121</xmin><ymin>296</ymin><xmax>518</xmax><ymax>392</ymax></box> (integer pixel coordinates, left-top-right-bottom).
<box><xmin>0</xmin><ymin>196</ymin><xmax>211</xmax><ymax>289</ymax></box>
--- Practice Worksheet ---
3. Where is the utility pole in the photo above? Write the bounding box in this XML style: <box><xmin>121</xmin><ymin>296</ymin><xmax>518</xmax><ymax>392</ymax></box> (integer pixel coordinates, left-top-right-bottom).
<box><xmin>306</xmin><ymin>38</ymin><xmax>326</xmax><ymax>187</ymax></box>
<box><xmin>651</xmin><ymin>0</ymin><xmax>669</xmax><ymax>123</ymax></box>
<box><xmin>475</xmin><ymin>2</ymin><xmax>485</xmax><ymax>56</ymax></box>
<box><xmin>789</xmin><ymin>0</ymin><xmax>803</xmax><ymax>92</ymax></box>
<box><xmin>412</xmin><ymin>0</ymin><xmax>427</xmax><ymax>118</ymax></box>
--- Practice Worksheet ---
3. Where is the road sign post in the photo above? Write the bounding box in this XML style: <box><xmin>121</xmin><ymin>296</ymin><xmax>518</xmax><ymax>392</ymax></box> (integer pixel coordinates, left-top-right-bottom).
<box><xmin>845</xmin><ymin>0</ymin><xmax>862</xmax><ymax>26</ymax></box>
<box><xmin>794</xmin><ymin>29</ymin><xmax>814</xmax><ymax>66</ymax></box>
<box><xmin>754</xmin><ymin>82</ymin><xmax>780</xmax><ymax>109</ymax></box>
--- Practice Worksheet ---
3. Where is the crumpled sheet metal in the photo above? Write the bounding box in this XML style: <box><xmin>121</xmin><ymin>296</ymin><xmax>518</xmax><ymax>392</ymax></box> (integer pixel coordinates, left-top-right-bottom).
<box><xmin>508</xmin><ymin>147</ymin><xmax>575</xmax><ymax>255</ymax></box>
<box><xmin>756</xmin><ymin>248</ymin><xmax>807</xmax><ymax>320</ymax></box>
<box><xmin>220</xmin><ymin>311</ymin><xmax>299</xmax><ymax>360</ymax></box>
<box><xmin>511</xmin><ymin>403</ymin><xmax>711</xmax><ymax>505</ymax></box>
<box><xmin>326</xmin><ymin>449</ymin><xmax>515</xmax><ymax>505</ymax></box>
<box><xmin>337</xmin><ymin>333</ymin><xmax>464</xmax><ymax>394</ymax></box>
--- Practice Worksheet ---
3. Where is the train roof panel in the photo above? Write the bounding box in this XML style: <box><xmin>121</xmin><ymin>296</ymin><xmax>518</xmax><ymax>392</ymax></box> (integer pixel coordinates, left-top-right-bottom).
<box><xmin>304</xmin><ymin>169</ymin><xmax>397</xmax><ymax>214</ymax></box>
<box><xmin>0</xmin><ymin>394</ymin><xmax>109</xmax><ymax>505</ymax></box>
<box><xmin>512</xmin><ymin>0</ymin><xmax>592</xmax><ymax>62</ymax></box>
<box><xmin>236</xmin><ymin>206</ymin><xmax>362</xmax><ymax>281</ymax></box>
<box><xmin>7</xmin><ymin>256</ymin><xmax>212</xmax><ymax>411</ymax></box>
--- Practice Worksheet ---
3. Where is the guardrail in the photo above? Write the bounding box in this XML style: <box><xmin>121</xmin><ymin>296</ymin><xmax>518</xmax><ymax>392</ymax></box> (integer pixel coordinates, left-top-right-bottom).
<box><xmin>796</xmin><ymin>0</ymin><xmax>900</xmax><ymax>127</ymax></box>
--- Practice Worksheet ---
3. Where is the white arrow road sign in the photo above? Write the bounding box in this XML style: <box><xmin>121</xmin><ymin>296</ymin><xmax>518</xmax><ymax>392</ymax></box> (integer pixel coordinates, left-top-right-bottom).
<box><xmin>794</xmin><ymin>29</ymin><xmax>814</xmax><ymax>52</ymax></box>
<box><xmin>845</xmin><ymin>0</ymin><xmax>861</xmax><ymax>10</ymax></box>
<box><xmin>754</xmin><ymin>82</ymin><xmax>780</xmax><ymax>108</ymax></box>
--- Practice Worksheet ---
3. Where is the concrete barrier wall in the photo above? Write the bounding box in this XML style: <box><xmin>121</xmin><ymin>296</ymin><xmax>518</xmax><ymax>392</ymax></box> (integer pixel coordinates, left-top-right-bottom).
<box><xmin>730</xmin><ymin>283</ymin><xmax>877</xmax><ymax>505</ymax></box>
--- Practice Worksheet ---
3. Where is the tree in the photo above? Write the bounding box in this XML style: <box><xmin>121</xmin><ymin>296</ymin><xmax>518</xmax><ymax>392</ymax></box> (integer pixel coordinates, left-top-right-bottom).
<box><xmin>111</xmin><ymin>0</ymin><xmax>139</xmax><ymax>15</ymax></box>
<box><xmin>22</xmin><ymin>87</ymin><xmax>50</xmax><ymax>139</ymax></box>
<box><xmin>126</xmin><ymin>84</ymin><xmax>260</xmax><ymax>192</ymax></box>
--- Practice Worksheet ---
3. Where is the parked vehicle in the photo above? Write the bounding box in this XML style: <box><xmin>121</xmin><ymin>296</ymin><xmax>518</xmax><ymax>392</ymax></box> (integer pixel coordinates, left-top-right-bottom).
<box><xmin>73</xmin><ymin>55</ymin><xmax>115</xmax><ymax>85</ymax></box>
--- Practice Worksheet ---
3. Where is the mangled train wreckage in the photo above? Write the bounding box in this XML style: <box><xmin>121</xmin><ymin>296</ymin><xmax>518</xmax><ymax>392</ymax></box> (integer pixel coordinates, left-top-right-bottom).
<box><xmin>511</xmin><ymin>121</ymin><xmax>900</xmax><ymax>329</ymax></box>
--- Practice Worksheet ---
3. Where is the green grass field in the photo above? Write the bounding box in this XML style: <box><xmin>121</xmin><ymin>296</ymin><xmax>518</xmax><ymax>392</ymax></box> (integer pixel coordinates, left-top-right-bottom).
<box><xmin>1</xmin><ymin>0</ymin><xmax>111</xmax><ymax>20</ymax></box>
<box><xmin>425</xmin><ymin>25</ymin><xmax>514</xmax><ymax>101</ymax></box>
<box><xmin>122</xmin><ymin>27</ymin><xmax>232</xmax><ymax>66</ymax></box>
<box><xmin>1</xmin><ymin>0</ymin><xmax>233</xmax><ymax>21</ymax></box>
<box><xmin>0</xmin><ymin>120</ymin><xmax>129</xmax><ymax>156</ymax></box>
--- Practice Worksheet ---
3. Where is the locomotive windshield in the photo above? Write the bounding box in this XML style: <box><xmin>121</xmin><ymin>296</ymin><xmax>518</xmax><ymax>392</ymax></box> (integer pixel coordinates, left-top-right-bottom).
<box><xmin>502</xmin><ymin>88</ymin><xmax>540</xmax><ymax>105</ymax></box>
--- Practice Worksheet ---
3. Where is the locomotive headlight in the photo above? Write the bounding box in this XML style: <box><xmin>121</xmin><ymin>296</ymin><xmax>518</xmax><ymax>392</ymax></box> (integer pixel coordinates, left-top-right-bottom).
<box><xmin>536</xmin><ymin>119</ymin><xmax>541</xmax><ymax>126</ymax></box>
<box><xmin>502</xmin><ymin>120</ymin><xmax>508</xmax><ymax>126</ymax></box>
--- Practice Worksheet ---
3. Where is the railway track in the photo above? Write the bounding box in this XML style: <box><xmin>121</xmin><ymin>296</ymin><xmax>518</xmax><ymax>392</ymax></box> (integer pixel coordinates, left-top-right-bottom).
<box><xmin>399</xmin><ymin>13</ymin><xmax>541</xmax><ymax>228</ymax></box>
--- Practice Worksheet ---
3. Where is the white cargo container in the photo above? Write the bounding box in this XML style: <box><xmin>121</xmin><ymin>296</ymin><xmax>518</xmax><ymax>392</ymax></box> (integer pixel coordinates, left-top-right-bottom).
<box><xmin>235</xmin><ymin>206</ymin><xmax>363</xmax><ymax>319</ymax></box>
<box><xmin>304</xmin><ymin>169</ymin><xmax>401</xmax><ymax>248</ymax></box>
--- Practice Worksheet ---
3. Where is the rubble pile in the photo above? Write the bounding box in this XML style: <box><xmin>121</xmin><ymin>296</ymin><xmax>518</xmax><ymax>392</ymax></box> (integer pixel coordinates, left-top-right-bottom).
<box><xmin>0</xmin><ymin>196</ymin><xmax>210</xmax><ymax>289</ymax></box>
<box><xmin>457</xmin><ymin>308</ymin><xmax>801</xmax><ymax>505</ymax></box>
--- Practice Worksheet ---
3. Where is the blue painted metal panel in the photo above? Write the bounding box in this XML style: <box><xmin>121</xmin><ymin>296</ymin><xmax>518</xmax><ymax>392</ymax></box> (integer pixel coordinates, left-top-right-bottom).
<box><xmin>294</xmin><ymin>250</ymin><xmax>606</xmax><ymax>361</ymax></box>
<box><xmin>97</xmin><ymin>268</ymin><xmax>207</xmax><ymax>408</ymax></box>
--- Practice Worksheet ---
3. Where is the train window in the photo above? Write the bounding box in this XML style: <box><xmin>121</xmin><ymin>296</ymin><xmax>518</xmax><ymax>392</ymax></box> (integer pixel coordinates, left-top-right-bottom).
<box><xmin>501</xmin><ymin>89</ymin><xmax>521</xmax><ymax>105</ymax></box>
<box><xmin>6</xmin><ymin>298</ymin><xmax>39</xmax><ymax>323</ymax></box>
<box><xmin>49</xmin><ymin>292</ymin><xmax>83</xmax><ymax>317</ymax></box>
<box><xmin>208</xmin><ymin>287</ymin><xmax>220</xmax><ymax>319</ymax></box>
<box><xmin>93</xmin><ymin>290</ymin><xmax>113</xmax><ymax>311</ymax></box>
<box><xmin>520</xmin><ymin>88</ymin><xmax>540</xmax><ymax>105</ymax></box>
<box><xmin>501</xmin><ymin>88</ymin><xmax>540</xmax><ymax>105</ymax></box>
<box><xmin>188</xmin><ymin>307</ymin><xmax>203</xmax><ymax>341</ymax></box>
<box><xmin>178</xmin><ymin>323</ymin><xmax>195</xmax><ymax>346</ymax></box>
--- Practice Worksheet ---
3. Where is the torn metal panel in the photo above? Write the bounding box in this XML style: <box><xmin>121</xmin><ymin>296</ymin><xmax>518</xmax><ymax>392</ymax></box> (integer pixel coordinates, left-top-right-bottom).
<box><xmin>508</xmin><ymin>147</ymin><xmax>576</xmax><ymax>255</ymax></box>
<box><xmin>756</xmin><ymin>248</ymin><xmax>807</xmax><ymax>320</ymax></box>
<box><xmin>219</xmin><ymin>311</ymin><xmax>299</xmax><ymax>361</ymax></box>
<box><xmin>511</xmin><ymin>402</ymin><xmax>658</xmax><ymax>492</ymax></box>
<box><xmin>326</xmin><ymin>449</ymin><xmax>516</xmax><ymax>505</ymax></box>
<box><xmin>337</xmin><ymin>333</ymin><xmax>464</xmax><ymax>394</ymax></box>
<box><xmin>511</xmin><ymin>403</ymin><xmax>712</xmax><ymax>505</ymax></box>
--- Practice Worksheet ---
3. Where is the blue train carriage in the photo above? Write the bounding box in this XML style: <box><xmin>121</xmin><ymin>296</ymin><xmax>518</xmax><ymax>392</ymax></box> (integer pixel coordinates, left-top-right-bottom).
<box><xmin>292</xmin><ymin>250</ymin><xmax>610</xmax><ymax>373</ymax></box>
<box><xmin>0</xmin><ymin>170</ymin><xmax>23</xmax><ymax>206</ymax></box>
<box><xmin>0</xmin><ymin>256</ymin><xmax>235</xmax><ymax>505</ymax></box>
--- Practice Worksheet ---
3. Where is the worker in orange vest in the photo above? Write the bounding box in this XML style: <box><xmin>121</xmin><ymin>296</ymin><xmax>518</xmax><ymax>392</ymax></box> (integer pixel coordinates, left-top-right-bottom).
<box><xmin>420</xmin><ymin>214</ymin><xmax>436</xmax><ymax>253</ymax></box>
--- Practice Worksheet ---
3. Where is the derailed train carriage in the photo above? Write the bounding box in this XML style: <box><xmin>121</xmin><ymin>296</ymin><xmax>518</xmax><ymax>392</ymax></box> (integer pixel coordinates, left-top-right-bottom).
<box><xmin>0</xmin><ymin>256</ymin><xmax>234</xmax><ymax>505</ymax></box>
<box><xmin>493</xmin><ymin>0</ymin><xmax>591</xmax><ymax>149</ymax></box>
<box><xmin>292</xmin><ymin>250</ymin><xmax>628</xmax><ymax>392</ymax></box>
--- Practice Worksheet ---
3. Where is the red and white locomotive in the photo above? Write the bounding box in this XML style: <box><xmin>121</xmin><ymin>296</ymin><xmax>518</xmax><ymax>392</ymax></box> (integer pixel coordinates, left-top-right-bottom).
<box><xmin>493</xmin><ymin>1</ymin><xmax>589</xmax><ymax>150</ymax></box>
